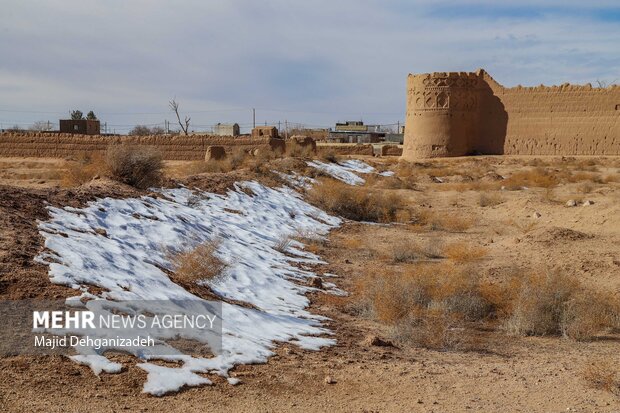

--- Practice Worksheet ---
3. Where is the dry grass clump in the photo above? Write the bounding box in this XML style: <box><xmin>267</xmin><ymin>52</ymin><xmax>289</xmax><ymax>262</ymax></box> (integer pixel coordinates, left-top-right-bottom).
<box><xmin>168</xmin><ymin>240</ymin><xmax>226</xmax><ymax>285</ymax></box>
<box><xmin>105</xmin><ymin>145</ymin><xmax>163</xmax><ymax>189</ymax></box>
<box><xmin>357</xmin><ymin>262</ymin><xmax>617</xmax><ymax>349</ymax></box>
<box><xmin>62</xmin><ymin>146</ymin><xmax>164</xmax><ymax>189</ymax></box>
<box><xmin>502</xmin><ymin>168</ymin><xmax>558</xmax><ymax>190</ymax></box>
<box><xmin>273</xmin><ymin>235</ymin><xmax>293</xmax><ymax>253</ymax></box>
<box><xmin>182</xmin><ymin>159</ymin><xmax>233</xmax><ymax>175</ymax></box>
<box><xmin>504</xmin><ymin>271</ymin><xmax>619</xmax><ymax>340</ymax></box>
<box><xmin>319</xmin><ymin>150</ymin><xmax>339</xmax><ymax>163</ymax></box>
<box><xmin>61</xmin><ymin>152</ymin><xmax>105</xmax><ymax>186</ymax></box>
<box><xmin>478</xmin><ymin>192</ymin><xmax>505</xmax><ymax>207</ymax></box>
<box><xmin>443</xmin><ymin>242</ymin><xmax>488</xmax><ymax>263</ymax></box>
<box><xmin>307</xmin><ymin>179</ymin><xmax>410</xmax><ymax>223</ymax></box>
<box><xmin>582</xmin><ymin>361</ymin><xmax>620</xmax><ymax>396</ymax></box>
<box><xmin>357</xmin><ymin>264</ymin><xmax>499</xmax><ymax>350</ymax></box>
<box><xmin>392</xmin><ymin>239</ymin><xmax>444</xmax><ymax>263</ymax></box>
<box><xmin>427</xmin><ymin>212</ymin><xmax>475</xmax><ymax>232</ymax></box>
<box><xmin>391</xmin><ymin>309</ymin><xmax>465</xmax><ymax>351</ymax></box>
<box><xmin>285</xmin><ymin>141</ymin><xmax>315</xmax><ymax>158</ymax></box>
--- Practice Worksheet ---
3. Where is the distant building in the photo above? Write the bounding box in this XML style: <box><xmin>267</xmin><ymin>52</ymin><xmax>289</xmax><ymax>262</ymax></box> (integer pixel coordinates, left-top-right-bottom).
<box><xmin>251</xmin><ymin>126</ymin><xmax>279</xmax><ymax>139</ymax></box>
<box><xmin>59</xmin><ymin>119</ymin><xmax>100</xmax><ymax>135</ymax></box>
<box><xmin>328</xmin><ymin>121</ymin><xmax>384</xmax><ymax>144</ymax></box>
<box><xmin>213</xmin><ymin>123</ymin><xmax>240</xmax><ymax>137</ymax></box>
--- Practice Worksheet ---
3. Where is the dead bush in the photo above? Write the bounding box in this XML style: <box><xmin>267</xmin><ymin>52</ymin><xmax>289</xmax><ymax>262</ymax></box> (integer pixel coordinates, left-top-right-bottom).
<box><xmin>503</xmin><ymin>168</ymin><xmax>558</xmax><ymax>190</ymax></box>
<box><xmin>504</xmin><ymin>271</ymin><xmax>619</xmax><ymax>340</ymax></box>
<box><xmin>273</xmin><ymin>235</ymin><xmax>293</xmax><ymax>253</ymax></box>
<box><xmin>307</xmin><ymin>179</ymin><xmax>410</xmax><ymax>223</ymax></box>
<box><xmin>229</xmin><ymin>147</ymin><xmax>249</xmax><ymax>169</ymax></box>
<box><xmin>168</xmin><ymin>240</ymin><xmax>226</xmax><ymax>285</ymax></box>
<box><xmin>182</xmin><ymin>159</ymin><xmax>233</xmax><ymax>175</ymax></box>
<box><xmin>428</xmin><ymin>212</ymin><xmax>475</xmax><ymax>232</ymax></box>
<box><xmin>443</xmin><ymin>242</ymin><xmax>488</xmax><ymax>263</ymax></box>
<box><xmin>391</xmin><ymin>309</ymin><xmax>465</xmax><ymax>351</ymax></box>
<box><xmin>392</xmin><ymin>239</ymin><xmax>444</xmax><ymax>263</ymax></box>
<box><xmin>105</xmin><ymin>145</ymin><xmax>163</xmax><ymax>189</ymax></box>
<box><xmin>286</xmin><ymin>141</ymin><xmax>315</xmax><ymax>158</ymax></box>
<box><xmin>582</xmin><ymin>361</ymin><xmax>620</xmax><ymax>396</ymax></box>
<box><xmin>362</xmin><ymin>271</ymin><xmax>435</xmax><ymax>323</ymax></box>
<box><xmin>361</xmin><ymin>263</ymin><xmax>498</xmax><ymax>325</ymax></box>
<box><xmin>61</xmin><ymin>152</ymin><xmax>105</xmax><ymax>186</ymax></box>
<box><xmin>478</xmin><ymin>192</ymin><xmax>505</xmax><ymax>207</ymax></box>
<box><xmin>320</xmin><ymin>150</ymin><xmax>339</xmax><ymax>163</ymax></box>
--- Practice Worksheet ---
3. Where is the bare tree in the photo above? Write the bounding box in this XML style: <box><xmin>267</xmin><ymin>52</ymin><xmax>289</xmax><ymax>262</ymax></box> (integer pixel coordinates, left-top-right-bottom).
<box><xmin>169</xmin><ymin>98</ymin><xmax>190</xmax><ymax>135</ymax></box>
<box><xmin>595</xmin><ymin>79</ymin><xmax>618</xmax><ymax>88</ymax></box>
<box><xmin>29</xmin><ymin>120</ymin><xmax>53</xmax><ymax>131</ymax></box>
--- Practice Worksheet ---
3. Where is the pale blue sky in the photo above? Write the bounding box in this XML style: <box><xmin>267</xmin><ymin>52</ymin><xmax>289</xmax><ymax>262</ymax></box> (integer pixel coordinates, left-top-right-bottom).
<box><xmin>0</xmin><ymin>0</ymin><xmax>618</xmax><ymax>133</ymax></box>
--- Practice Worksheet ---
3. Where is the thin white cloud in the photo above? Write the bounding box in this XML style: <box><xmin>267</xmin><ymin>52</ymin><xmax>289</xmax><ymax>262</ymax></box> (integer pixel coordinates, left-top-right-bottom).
<box><xmin>0</xmin><ymin>0</ymin><xmax>618</xmax><ymax>131</ymax></box>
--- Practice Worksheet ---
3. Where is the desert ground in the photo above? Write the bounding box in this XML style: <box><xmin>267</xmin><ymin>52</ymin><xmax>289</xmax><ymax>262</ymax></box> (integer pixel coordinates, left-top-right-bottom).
<box><xmin>0</xmin><ymin>152</ymin><xmax>619</xmax><ymax>412</ymax></box>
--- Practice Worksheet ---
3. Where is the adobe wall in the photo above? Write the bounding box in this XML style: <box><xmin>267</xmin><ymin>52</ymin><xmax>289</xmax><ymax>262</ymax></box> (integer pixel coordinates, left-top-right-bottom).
<box><xmin>402</xmin><ymin>69</ymin><xmax>620</xmax><ymax>160</ymax></box>
<box><xmin>0</xmin><ymin>133</ymin><xmax>285</xmax><ymax>161</ymax></box>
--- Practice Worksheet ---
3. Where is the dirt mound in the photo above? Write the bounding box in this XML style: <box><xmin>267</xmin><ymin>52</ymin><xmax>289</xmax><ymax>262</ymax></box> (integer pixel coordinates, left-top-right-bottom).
<box><xmin>0</xmin><ymin>183</ymin><xmax>143</xmax><ymax>301</ymax></box>
<box><xmin>526</xmin><ymin>226</ymin><xmax>594</xmax><ymax>244</ymax></box>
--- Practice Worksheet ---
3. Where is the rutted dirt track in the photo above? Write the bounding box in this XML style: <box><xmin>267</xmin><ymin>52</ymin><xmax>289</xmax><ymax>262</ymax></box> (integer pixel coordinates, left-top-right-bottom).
<box><xmin>0</xmin><ymin>156</ymin><xmax>619</xmax><ymax>412</ymax></box>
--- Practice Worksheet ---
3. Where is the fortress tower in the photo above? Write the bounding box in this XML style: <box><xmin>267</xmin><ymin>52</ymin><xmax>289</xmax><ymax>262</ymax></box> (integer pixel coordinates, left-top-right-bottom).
<box><xmin>402</xmin><ymin>71</ymin><xmax>483</xmax><ymax>161</ymax></box>
<box><xmin>401</xmin><ymin>69</ymin><xmax>620</xmax><ymax>160</ymax></box>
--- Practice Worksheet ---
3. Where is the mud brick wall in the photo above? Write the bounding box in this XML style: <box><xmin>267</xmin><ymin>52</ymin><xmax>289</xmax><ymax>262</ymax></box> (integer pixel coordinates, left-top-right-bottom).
<box><xmin>380</xmin><ymin>145</ymin><xmax>403</xmax><ymax>156</ymax></box>
<box><xmin>317</xmin><ymin>144</ymin><xmax>374</xmax><ymax>156</ymax></box>
<box><xmin>403</xmin><ymin>69</ymin><xmax>620</xmax><ymax>160</ymax></box>
<box><xmin>0</xmin><ymin>133</ymin><xmax>285</xmax><ymax>161</ymax></box>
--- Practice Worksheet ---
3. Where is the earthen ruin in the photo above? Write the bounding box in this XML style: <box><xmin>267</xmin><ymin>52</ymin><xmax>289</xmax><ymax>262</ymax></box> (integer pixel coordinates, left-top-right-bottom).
<box><xmin>0</xmin><ymin>133</ymin><xmax>284</xmax><ymax>160</ymax></box>
<box><xmin>402</xmin><ymin>69</ymin><xmax>620</xmax><ymax>160</ymax></box>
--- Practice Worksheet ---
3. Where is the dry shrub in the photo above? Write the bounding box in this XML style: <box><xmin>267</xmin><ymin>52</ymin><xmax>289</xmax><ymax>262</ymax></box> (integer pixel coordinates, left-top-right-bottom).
<box><xmin>478</xmin><ymin>192</ymin><xmax>505</xmax><ymax>207</ymax></box>
<box><xmin>504</xmin><ymin>271</ymin><xmax>619</xmax><ymax>340</ymax></box>
<box><xmin>229</xmin><ymin>147</ymin><xmax>249</xmax><ymax>169</ymax></box>
<box><xmin>285</xmin><ymin>141</ymin><xmax>315</xmax><ymax>158</ymax></box>
<box><xmin>575</xmin><ymin>182</ymin><xmax>595</xmax><ymax>194</ymax></box>
<box><xmin>182</xmin><ymin>159</ymin><xmax>233</xmax><ymax>175</ymax></box>
<box><xmin>273</xmin><ymin>235</ymin><xmax>293</xmax><ymax>253</ymax></box>
<box><xmin>443</xmin><ymin>242</ymin><xmax>487</xmax><ymax>263</ymax></box>
<box><xmin>503</xmin><ymin>168</ymin><xmax>558</xmax><ymax>190</ymax></box>
<box><xmin>105</xmin><ymin>145</ymin><xmax>163</xmax><ymax>189</ymax></box>
<box><xmin>61</xmin><ymin>152</ymin><xmax>105</xmax><ymax>186</ymax></box>
<box><xmin>383</xmin><ymin>175</ymin><xmax>417</xmax><ymax>190</ymax></box>
<box><xmin>340</xmin><ymin>237</ymin><xmax>363</xmax><ymax>250</ymax></box>
<box><xmin>582</xmin><ymin>361</ymin><xmax>620</xmax><ymax>396</ymax></box>
<box><xmin>359</xmin><ymin>264</ymin><xmax>499</xmax><ymax>350</ymax></box>
<box><xmin>391</xmin><ymin>309</ymin><xmax>465</xmax><ymax>351</ymax></box>
<box><xmin>428</xmin><ymin>212</ymin><xmax>475</xmax><ymax>232</ymax></box>
<box><xmin>168</xmin><ymin>240</ymin><xmax>226</xmax><ymax>285</ymax></box>
<box><xmin>362</xmin><ymin>270</ymin><xmax>434</xmax><ymax>323</ymax></box>
<box><xmin>307</xmin><ymin>179</ymin><xmax>410</xmax><ymax>223</ymax></box>
<box><xmin>392</xmin><ymin>239</ymin><xmax>444</xmax><ymax>263</ymax></box>
<box><xmin>361</xmin><ymin>264</ymin><xmax>497</xmax><ymax>326</ymax></box>
<box><xmin>320</xmin><ymin>151</ymin><xmax>339</xmax><ymax>163</ymax></box>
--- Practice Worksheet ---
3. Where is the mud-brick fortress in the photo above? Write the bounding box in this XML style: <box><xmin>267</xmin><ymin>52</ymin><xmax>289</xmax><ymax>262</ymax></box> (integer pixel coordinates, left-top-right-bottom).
<box><xmin>402</xmin><ymin>69</ymin><xmax>620</xmax><ymax>160</ymax></box>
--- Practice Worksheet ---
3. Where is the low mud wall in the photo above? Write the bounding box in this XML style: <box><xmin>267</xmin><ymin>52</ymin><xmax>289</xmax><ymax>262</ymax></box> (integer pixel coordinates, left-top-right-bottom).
<box><xmin>380</xmin><ymin>145</ymin><xmax>403</xmax><ymax>156</ymax></box>
<box><xmin>317</xmin><ymin>143</ymin><xmax>374</xmax><ymax>156</ymax></box>
<box><xmin>0</xmin><ymin>133</ymin><xmax>285</xmax><ymax>161</ymax></box>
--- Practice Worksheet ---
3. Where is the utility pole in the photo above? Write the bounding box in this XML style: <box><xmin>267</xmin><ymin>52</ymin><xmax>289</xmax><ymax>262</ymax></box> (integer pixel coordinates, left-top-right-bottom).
<box><xmin>285</xmin><ymin>120</ymin><xmax>289</xmax><ymax>140</ymax></box>
<box><xmin>278</xmin><ymin>121</ymin><xmax>281</xmax><ymax>132</ymax></box>
<box><xmin>252</xmin><ymin>108</ymin><xmax>256</xmax><ymax>129</ymax></box>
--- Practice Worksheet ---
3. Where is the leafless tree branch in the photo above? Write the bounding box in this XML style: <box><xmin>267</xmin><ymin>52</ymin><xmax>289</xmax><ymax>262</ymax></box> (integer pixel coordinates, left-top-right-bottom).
<box><xmin>169</xmin><ymin>98</ymin><xmax>190</xmax><ymax>135</ymax></box>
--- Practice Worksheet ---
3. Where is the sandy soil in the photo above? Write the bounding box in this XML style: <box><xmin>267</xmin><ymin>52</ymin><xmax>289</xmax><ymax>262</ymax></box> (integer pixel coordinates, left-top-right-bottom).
<box><xmin>0</xmin><ymin>155</ymin><xmax>619</xmax><ymax>412</ymax></box>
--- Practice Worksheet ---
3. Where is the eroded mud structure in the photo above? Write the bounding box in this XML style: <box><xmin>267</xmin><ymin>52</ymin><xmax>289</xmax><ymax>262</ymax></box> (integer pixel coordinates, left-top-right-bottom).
<box><xmin>403</xmin><ymin>69</ymin><xmax>620</xmax><ymax>160</ymax></box>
